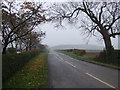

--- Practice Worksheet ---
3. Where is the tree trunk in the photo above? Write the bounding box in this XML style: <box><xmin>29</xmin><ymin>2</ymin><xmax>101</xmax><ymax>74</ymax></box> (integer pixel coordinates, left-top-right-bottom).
<box><xmin>2</xmin><ymin>45</ymin><xmax>7</xmax><ymax>54</ymax></box>
<box><xmin>102</xmin><ymin>29</ymin><xmax>114</xmax><ymax>54</ymax></box>
<box><xmin>26</xmin><ymin>44</ymin><xmax>29</xmax><ymax>51</ymax></box>
<box><xmin>2</xmin><ymin>37</ymin><xmax>9</xmax><ymax>54</ymax></box>
<box><xmin>29</xmin><ymin>42</ymin><xmax>32</xmax><ymax>50</ymax></box>
<box><xmin>100</xmin><ymin>29</ymin><xmax>115</xmax><ymax>62</ymax></box>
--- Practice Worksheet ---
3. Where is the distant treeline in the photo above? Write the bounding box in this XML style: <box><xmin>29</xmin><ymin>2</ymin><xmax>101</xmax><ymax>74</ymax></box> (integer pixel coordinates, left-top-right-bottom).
<box><xmin>61</xmin><ymin>49</ymin><xmax>86</xmax><ymax>56</ymax></box>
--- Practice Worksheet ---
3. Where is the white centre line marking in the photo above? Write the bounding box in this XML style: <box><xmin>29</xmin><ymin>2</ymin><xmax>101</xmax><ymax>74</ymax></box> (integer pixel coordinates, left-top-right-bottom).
<box><xmin>65</xmin><ymin>61</ymin><xmax>77</xmax><ymax>68</ymax></box>
<box><xmin>55</xmin><ymin>53</ymin><xmax>117</xmax><ymax>89</ymax></box>
<box><xmin>86</xmin><ymin>73</ymin><xmax>116</xmax><ymax>88</ymax></box>
<box><xmin>56</xmin><ymin>55</ymin><xmax>64</xmax><ymax>61</ymax></box>
<box><xmin>55</xmin><ymin>54</ymin><xmax>77</xmax><ymax>68</ymax></box>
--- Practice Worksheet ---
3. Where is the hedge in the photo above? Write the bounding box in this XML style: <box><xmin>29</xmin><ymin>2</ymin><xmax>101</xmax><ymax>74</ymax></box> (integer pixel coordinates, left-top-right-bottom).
<box><xmin>62</xmin><ymin>49</ymin><xmax>86</xmax><ymax>56</ymax></box>
<box><xmin>2</xmin><ymin>49</ymin><xmax>41</xmax><ymax>83</ymax></box>
<box><xmin>96</xmin><ymin>50</ymin><xmax>120</xmax><ymax>66</ymax></box>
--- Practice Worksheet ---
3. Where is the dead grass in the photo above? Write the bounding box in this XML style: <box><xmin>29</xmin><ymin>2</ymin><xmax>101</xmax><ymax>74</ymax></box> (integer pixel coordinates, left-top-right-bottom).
<box><xmin>83</xmin><ymin>52</ymin><xmax>100</xmax><ymax>59</ymax></box>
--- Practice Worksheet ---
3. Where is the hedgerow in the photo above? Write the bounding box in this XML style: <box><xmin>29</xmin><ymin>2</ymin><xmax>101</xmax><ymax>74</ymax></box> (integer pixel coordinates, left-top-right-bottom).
<box><xmin>96</xmin><ymin>50</ymin><xmax>120</xmax><ymax>66</ymax></box>
<box><xmin>2</xmin><ymin>49</ymin><xmax>41</xmax><ymax>83</ymax></box>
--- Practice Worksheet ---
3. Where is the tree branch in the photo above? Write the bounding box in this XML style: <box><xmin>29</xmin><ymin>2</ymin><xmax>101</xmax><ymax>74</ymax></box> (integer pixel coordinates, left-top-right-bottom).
<box><xmin>62</xmin><ymin>7</ymin><xmax>82</xmax><ymax>19</ymax></box>
<box><xmin>108</xmin><ymin>16</ymin><xmax>120</xmax><ymax>30</ymax></box>
<box><xmin>8</xmin><ymin>22</ymin><xmax>36</xmax><ymax>44</ymax></box>
<box><xmin>109</xmin><ymin>32</ymin><xmax>120</xmax><ymax>37</ymax></box>
<box><xmin>99</xmin><ymin>3</ymin><xmax>106</xmax><ymax>23</ymax></box>
<box><xmin>9</xmin><ymin>2</ymin><xmax>15</xmax><ymax>28</ymax></box>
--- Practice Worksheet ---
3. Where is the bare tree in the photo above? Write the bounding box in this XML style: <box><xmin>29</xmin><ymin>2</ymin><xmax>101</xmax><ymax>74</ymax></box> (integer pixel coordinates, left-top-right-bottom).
<box><xmin>16</xmin><ymin>31</ymin><xmax>45</xmax><ymax>51</ymax></box>
<box><xmin>49</xmin><ymin>2</ymin><xmax>120</xmax><ymax>54</ymax></box>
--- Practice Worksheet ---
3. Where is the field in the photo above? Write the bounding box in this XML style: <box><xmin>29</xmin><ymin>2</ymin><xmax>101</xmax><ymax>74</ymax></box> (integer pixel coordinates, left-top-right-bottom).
<box><xmin>83</xmin><ymin>50</ymin><xmax>101</xmax><ymax>59</ymax></box>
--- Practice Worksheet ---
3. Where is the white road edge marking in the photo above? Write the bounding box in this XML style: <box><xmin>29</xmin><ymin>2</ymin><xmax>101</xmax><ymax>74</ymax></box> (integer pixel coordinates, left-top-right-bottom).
<box><xmin>86</xmin><ymin>73</ymin><xmax>116</xmax><ymax>88</ymax></box>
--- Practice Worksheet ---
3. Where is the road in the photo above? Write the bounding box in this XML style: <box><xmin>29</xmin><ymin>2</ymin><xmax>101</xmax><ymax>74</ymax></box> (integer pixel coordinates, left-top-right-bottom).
<box><xmin>48</xmin><ymin>49</ymin><xmax>119</xmax><ymax>89</ymax></box>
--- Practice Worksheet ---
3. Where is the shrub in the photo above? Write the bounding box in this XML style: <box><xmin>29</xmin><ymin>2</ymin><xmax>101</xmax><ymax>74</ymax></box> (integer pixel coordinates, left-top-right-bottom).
<box><xmin>2</xmin><ymin>49</ymin><xmax>41</xmax><ymax>83</ymax></box>
<box><xmin>63</xmin><ymin>49</ymin><xmax>73</xmax><ymax>52</ymax></box>
<box><xmin>97</xmin><ymin>50</ymin><xmax>120</xmax><ymax>65</ymax></box>
<box><xmin>73</xmin><ymin>49</ymin><xmax>86</xmax><ymax>56</ymax></box>
<box><xmin>7</xmin><ymin>48</ymin><xmax>17</xmax><ymax>54</ymax></box>
<box><xmin>61</xmin><ymin>49</ymin><xmax>86</xmax><ymax>56</ymax></box>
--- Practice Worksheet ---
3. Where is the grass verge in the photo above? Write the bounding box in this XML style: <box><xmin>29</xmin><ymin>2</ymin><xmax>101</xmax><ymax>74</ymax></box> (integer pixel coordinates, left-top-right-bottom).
<box><xmin>60</xmin><ymin>51</ymin><xmax>120</xmax><ymax>69</ymax></box>
<box><xmin>3</xmin><ymin>52</ymin><xmax>48</xmax><ymax>88</ymax></box>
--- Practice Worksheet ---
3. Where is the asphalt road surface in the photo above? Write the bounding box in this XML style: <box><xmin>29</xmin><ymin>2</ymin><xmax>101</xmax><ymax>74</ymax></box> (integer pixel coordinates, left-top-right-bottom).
<box><xmin>48</xmin><ymin>49</ymin><xmax>119</xmax><ymax>89</ymax></box>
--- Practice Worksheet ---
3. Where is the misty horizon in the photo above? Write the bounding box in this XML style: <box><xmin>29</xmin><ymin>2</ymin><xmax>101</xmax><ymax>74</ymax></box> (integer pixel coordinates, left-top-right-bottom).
<box><xmin>38</xmin><ymin>23</ymin><xmax>118</xmax><ymax>49</ymax></box>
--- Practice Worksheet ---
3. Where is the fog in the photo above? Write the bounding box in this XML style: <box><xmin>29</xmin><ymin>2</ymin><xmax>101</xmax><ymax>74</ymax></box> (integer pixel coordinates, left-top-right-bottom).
<box><xmin>19</xmin><ymin>1</ymin><xmax>118</xmax><ymax>49</ymax></box>
<box><xmin>36</xmin><ymin>22</ymin><xmax>118</xmax><ymax>49</ymax></box>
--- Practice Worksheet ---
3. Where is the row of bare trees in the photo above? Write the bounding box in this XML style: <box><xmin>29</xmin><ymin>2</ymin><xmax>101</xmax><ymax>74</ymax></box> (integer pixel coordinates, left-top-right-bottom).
<box><xmin>2</xmin><ymin>1</ymin><xmax>47</xmax><ymax>54</ymax></box>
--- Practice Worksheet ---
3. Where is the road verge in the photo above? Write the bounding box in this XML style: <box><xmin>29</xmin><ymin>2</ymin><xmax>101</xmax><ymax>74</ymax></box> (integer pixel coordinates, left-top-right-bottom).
<box><xmin>3</xmin><ymin>52</ymin><xmax>48</xmax><ymax>88</ymax></box>
<box><xmin>60</xmin><ymin>51</ymin><xmax>120</xmax><ymax>70</ymax></box>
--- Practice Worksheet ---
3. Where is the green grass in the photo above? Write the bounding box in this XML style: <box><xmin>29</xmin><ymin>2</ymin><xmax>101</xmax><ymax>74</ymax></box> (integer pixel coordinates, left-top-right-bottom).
<box><xmin>60</xmin><ymin>51</ymin><xmax>120</xmax><ymax>69</ymax></box>
<box><xmin>3</xmin><ymin>52</ymin><xmax>48</xmax><ymax>88</ymax></box>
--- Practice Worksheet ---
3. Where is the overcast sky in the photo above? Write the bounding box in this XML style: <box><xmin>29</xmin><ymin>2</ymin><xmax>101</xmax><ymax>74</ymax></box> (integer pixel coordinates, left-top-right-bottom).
<box><xmin>35</xmin><ymin>1</ymin><xmax>119</xmax><ymax>49</ymax></box>
<box><xmin>11</xmin><ymin>1</ymin><xmax>119</xmax><ymax>49</ymax></box>
<box><xmin>36</xmin><ymin>22</ymin><xmax>118</xmax><ymax>49</ymax></box>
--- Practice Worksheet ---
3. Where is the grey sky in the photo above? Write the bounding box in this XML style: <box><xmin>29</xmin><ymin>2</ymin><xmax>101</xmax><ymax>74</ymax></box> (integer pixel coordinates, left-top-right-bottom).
<box><xmin>35</xmin><ymin>2</ymin><xmax>119</xmax><ymax>49</ymax></box>
<box><xmin>6</xmin><ymin>1</ymin><xmax>118</xmax><ymax>49</ymax></box>
<box><xmin>37</xmin><ymin>22</ymin><xmax>118</xmax><ymax>49</ymax></box>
